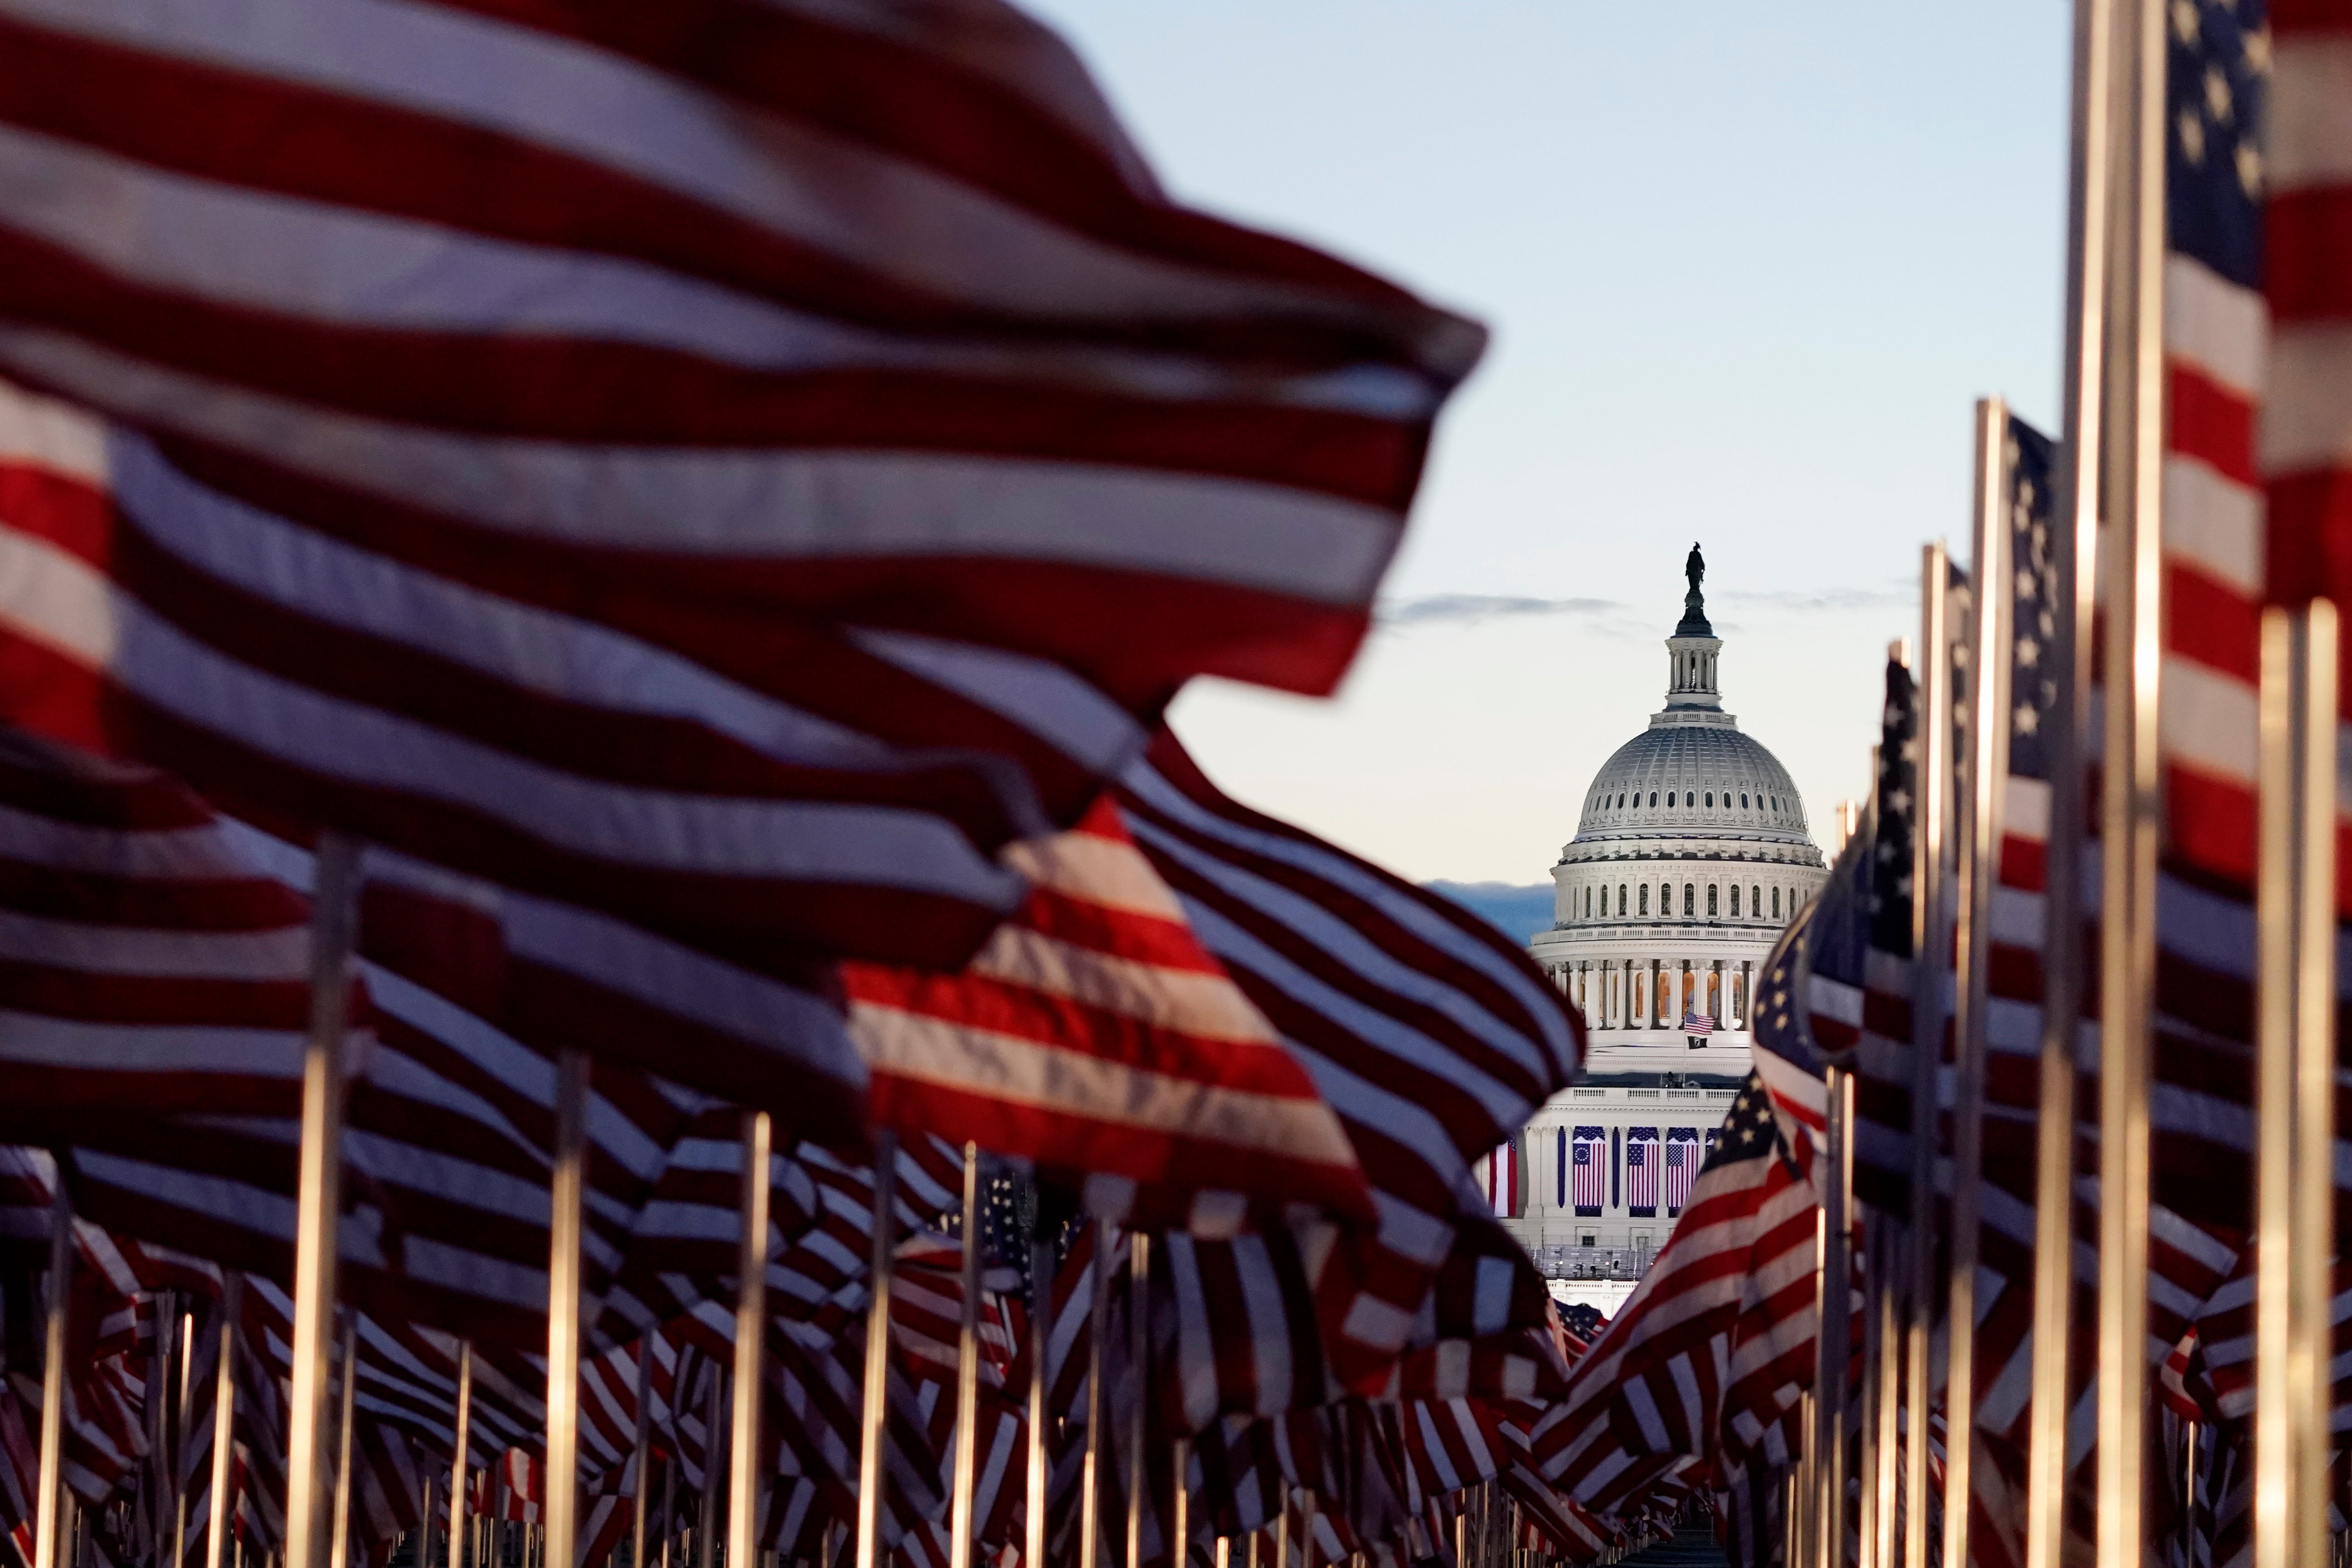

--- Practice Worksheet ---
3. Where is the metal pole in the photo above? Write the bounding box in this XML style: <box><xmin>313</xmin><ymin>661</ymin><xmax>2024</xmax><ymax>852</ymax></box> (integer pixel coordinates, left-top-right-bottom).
<box><xmin>2027</xmin><ymin>0</ymin><xmax>2114</xmax><ymax>1561</ymax></box>
<box><xmin>2096</xmin><ymin>0</ymin><xmax>2165</xmax><ymax>1559</ymax></box>
<box><xmin>32</xmin><ymin>1169</ymin><xmax>72</xmax><ymax>1568</ymax></box>
<box><xmin>1297</xmin><ymin>1490</ymin><xmax>1314</xmax><ymax>1568</ymax></box>
<box><xmin>631</xmin><ymin>1340</ymin><xmax>652</xmax><ymax>1568</ymax></box>
<box><xmin>1945</xmin><ymin>398</ymin><xmax>2012</xmax><ymax>1568</ymax></box>
<box><xmin>2254</xmin><ymin>601</ymin><xmax>2341</xmax><ymax>1568</ymax></box>
<box><xmin>1026</xmin><ymin>1236</ymin><xmax>1052</xmax><ymax>1568</ymax></box>
<box><xmin>697</xmin><ymin>1373</ymin><xmax>720</xmax><ymax>1568</ymax></box>
<box><xmin>855</xmin><ymin>1131</ymin><xmax>898</xmax><ymax>1568</ymax></box>
<box><xmin>1125</xmin><ymin>1234</ymin><xmax>1150</xmax><ymax>1568</ymax></box>
<box><xmin>732</xmin><ymin>1111</ymin><xmax>773</xmax><ymax>1568</ymax></box>
<box><xmin>207</xmin><ymin>1279</ymin><xmax>244</xmax><ymax>1568</ymax></box>
<box><xmin>950</xmin><ymin>1144</ymin><xmax>982</xmax><ymax>1568</ymax></box>
<box><xmin>546</xmin><ymin>1051</ymin><xmax>589</xmax><ymax>1568</ymax></box>
<box><xmin>177</xmin><ymin>1309</ymin><xmax>195</xmax><ymax>1568</ymax></box>
<box><xmin>660</xmin><ymin>1444</ymin><xmax>676</xmax><ymax>1568</ymax></box>
<box><xmin>1817</xmin><ymin>1069</ymin><xmax>1853</xmax><ymax>1568</ymax></box>
<box><xmin>1080</xmin><ymin>1222</ymin><xmax>1113</xmax><ymax>1568</ymax></box>
<box><xmin>1271</xmin><ymin>1480</ymin><xmax>1288</xmax><ymax>1568</ymax></box>
<box><xmin>1871</xmin><ymin>1229</ymin><xmax>1900</xmax><ymax>1568</ymax></box>
<box><xmin>1171</xmin><ymin>1438</ymin><xmax>1190</xmax><ymax>1568</ymax></box>
<box><xmin>418</xmin><ymin>1474</ymin><xmax>436</xmax><ymax>1568</ymax></box>
<box><xmin>1905</xmin><ymin>546</ymin><xmax>1953</xmax><ymax>1568</ymax></box>
<box><xmin>330</xmin><ymin>1315</ymin><xmax>359</xmax><ymax>1568</ymax></box>
<box><xmin>450</xmin><ymin>1343</ymin><xmax>473</xmax><ymax>1568</ymax></box>
<box><xmin>287</xmin><ymin>835</ymin><xmax>362</xmax><ymax>1568</ymax></box>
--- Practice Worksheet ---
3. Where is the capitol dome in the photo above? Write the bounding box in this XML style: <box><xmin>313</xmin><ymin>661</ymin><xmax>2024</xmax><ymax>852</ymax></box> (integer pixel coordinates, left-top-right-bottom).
<box><xmin>1527</xmin><ymin>546</ymin><xmax>1827</xmax><ymax>1068</ymax></box>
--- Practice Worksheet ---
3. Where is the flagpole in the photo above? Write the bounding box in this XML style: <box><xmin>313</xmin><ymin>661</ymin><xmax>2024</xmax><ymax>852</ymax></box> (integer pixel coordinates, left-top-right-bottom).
<box><xmin>330</xmin><ymin>1315</ymin><xmax>359</xmax><ymax>1568</ymax></box>
<box><xmin>207</xmin><ymin>1278</ymin><xmax>243</xmax><ymax>1568</ymax></box>
<box><xmin>450</xmin><ymin>1343</ymin><xmax>472</xmax><ymax>1568</ymax></box>
<box><xmin>2028</xmin><ymin>0</ymin><xmax>2117</xmax><ymax>1560</ymax></box>
<box><xmin>2096</xmin><ymin>0</ymin><xmax>2167</xmax><ymax>1558</ymax></box>
<box><xmin>1944</xmin><ymin>398</ymin><xmax>2012</xmax><ymax>1568</ymax></box>
<box><xmin>730</xmin><ymin>1111</ymin><xmax>773</xmax><ymax>1568</ymax></box>
<box><xmin>545</xmin><ymin>1050</ymin><xmax>590</xmax><ymax>1568</ymax></box>
<box><xmin>1026</xmin><ymin>1234</ymin><xmax>1052</xmax><ymax>1568</ymax></box>
<box><xmin>2254</xmin><ymin>601</ymin><xmax>2340</xmax><ymax>1568</ymax></box>
<box><xmin>855</xmin><ymin>1130</ymin><xmax>898</xmax><ymax>1568</ymax></box>
<box><xmin>31</xmin><ymin>1164</ymin><xmax>72</xmax><ymax>1568</ymax></box>
<box><xmin>1125</xmin><ymin>1234</ymin><xmax>1150</xmax><ymax>1568</ymax></box>
<box><xmin>1816</xmin><ymin>1068</ymin><xmax>1852</xmax><ymax>1568</ymax></box>
<box><xmin>630</xmin><ymin>1338</ymin><xmax>651</xmax><ymax>1568</ymax></box>
<box><xmin>949</xmin><ymin>1143</ymin><xmax>983</xmax><ymax>1568</ymax></box>
<box><xmin>1080</xmin><ymin>1221</ymin><xmax>1113</xmax><ymax>1568</ymax></box>
<box><xmin>1171</xmin><ymin>1438</ymin><xmax>1190</xmax><ymax>1568</ymax></box>
<box><xmin>287</xmin><ymin>834</ymin><xmax>361</xmax><ymax>1568</ymax></box>
<box><xmin>696</xmin><ymin>1373</ymin><xmax>720</xmax><ymax>1568</ymax></box>
<box><xmin>1905</xmin><ymin>544</ymin><xmax>1955</xmax><ymax>1568</ymax></box>
<box><xmin>176</xmin><ymin>1306</ymin><xmax>196</xmax><ymax>1568</ymax></box>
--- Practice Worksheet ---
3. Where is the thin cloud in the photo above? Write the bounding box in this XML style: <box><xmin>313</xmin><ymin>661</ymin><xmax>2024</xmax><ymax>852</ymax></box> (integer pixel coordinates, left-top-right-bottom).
<box><xmin>1718</xmin><ymin>580</ymin><xmax>1914</xmax><ymax>614</ymax></box>
<box><xmin>1378</xmin><ymin>593</ymin><xmax>1620</xmax><ymax>627</ymax></box>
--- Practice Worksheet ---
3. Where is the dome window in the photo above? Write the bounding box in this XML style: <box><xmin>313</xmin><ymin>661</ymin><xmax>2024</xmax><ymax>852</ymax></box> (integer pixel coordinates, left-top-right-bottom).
<box><xmin>1682</xmin><ymin>882</ymin><xmax>1695</xmax><ymax>916</ymax></box>
<box><xmin>1618</xmin><ymin>884</ymin><xmax>1628</xmax><ymax>915</ymax></box>
<box><xmin>1648</xmin><ymin>791</ymin><xmax>1657</xmax><ymax>807</ymax></box>
<box><xmin>1707</xmin><ymin>884</ymin><xmax>1718</xmax><ymax>916</ymax></box>
<box><xmin>1638</xmin><ymin>885</ymin><xmax>1649</xmax><ymax>916</ymax></box>
<box><xmin>1729</xmin><ymin>885</ymin><xmax>1740</xmax><ymax>916</ymax></box>
<box><xmin>1705</xmin><ymin>791</ymin><xmax>1714</xmax><ymax>808</ymax></box>
<box><xmin>1741</xmin><ymin>793</ymin><xmax>1749</xmax><ymax>808</ymax></box>
<box><xmin>1752</xmin><ymin>883</ymin><xmax>1762</xmax><ymax>917</ymax></box>
<box><xmin>1666</xmin><ymin>791</ymin><xmax>1676</xmax><ymax>807</ymax></box>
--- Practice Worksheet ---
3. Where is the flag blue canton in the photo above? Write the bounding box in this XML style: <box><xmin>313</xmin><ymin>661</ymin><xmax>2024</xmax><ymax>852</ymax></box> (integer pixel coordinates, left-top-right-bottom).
<box><xmin>1702</xmin><ymin>1074</ymin><xmax>1786</xmax><ymax>1172</ymax></box>
<box><xmin>2167</xmin><ymin>0</ymin><xmax>2268</xmax><ymax>287</ymax></box>
<box><xmin>2005</xmin><ymin>416</ymin><xmax>2061</xmax><ymax>782</ymax></box>
<box><xmin>1752</xmin><ymin>900</ymin><xmax>1829</xmax><ymax>1076</ymax></box>
<box><xmin>1868</xmin><ymin>658</ymin><xmax>1919</xmax><ymax>956</ymax></box>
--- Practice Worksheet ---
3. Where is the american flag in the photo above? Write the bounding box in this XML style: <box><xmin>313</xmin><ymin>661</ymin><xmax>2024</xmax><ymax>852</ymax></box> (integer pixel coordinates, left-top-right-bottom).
<box><xmin>0</xmin><ymin>0</ymin><xmax>1481</xmax><ymax>1001</ymax></box>
<box><xmin>1681</xmin><ymin>1011</ymin><xmax>1715</xmax><ymax>1037</ymax></box>
<box><xmin>1624</xmin><ymin>1128</ymin><xmax>1660</xmax><ymax>1216</ymax></box>
<box><xmin>1571</xmin><ymin>1127</ymin><xmax>1607</xmax><ymax>1215</ymax></box>
<box><xmin>1663</xmin><ymin>1129</ymin><xmax>1702</xmax><ymax>1216</ymax></box>
<box><xmin>1474</xmin><ymin>1135</ymin><xmax>1525</xmax><ymax>1220</ymax></box>
<box><xmin>1528</xmin><ymin>1075</ymin><xmax>1818</xmax><ymax>1519</ymax></box>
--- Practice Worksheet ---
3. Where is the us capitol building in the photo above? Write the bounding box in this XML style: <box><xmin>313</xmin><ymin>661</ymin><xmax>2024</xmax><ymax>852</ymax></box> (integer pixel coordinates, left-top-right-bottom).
<box><xmin>1506</xmin><ymin>548</ymin><xmax>1827</xmax><ymax>1311</ymax></box>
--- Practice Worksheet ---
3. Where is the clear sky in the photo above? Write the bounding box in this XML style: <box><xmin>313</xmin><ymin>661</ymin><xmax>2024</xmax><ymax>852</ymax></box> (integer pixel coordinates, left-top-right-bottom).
<box><xmin>1021</xmin><ymin>1</ymin><xmax>2074</xmax><ymax>885</ymax></box>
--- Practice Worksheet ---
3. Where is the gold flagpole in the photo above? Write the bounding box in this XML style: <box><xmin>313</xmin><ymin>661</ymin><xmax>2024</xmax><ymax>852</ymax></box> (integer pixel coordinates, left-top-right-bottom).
<box><xmin>630</xmin><ymin>1337</ymin><xmax>651</xmax><ymax>1568</ymax></box>
<box><xmin>1870</xmin><ymin>1223</ymin><xmax>1900</xmax><ymax>1568</ymax></box>
<box><xmin>31</xmin><ymin>1165</ymin><xmax>72</xmax><ymax>1568</ymax></box>
<box><xmin>207</xmin><ymin>1279</ymin><xmax>243</xmax><ymax>1568</ymax></box>
<box><xmin>1026</xmin><ymin>1232</ymin><xmax>1052</xmax><ymax>1568</ymax></box>
<box><xmin>449</xmin><ymin>1342</ymin><xmax>472</xmax><ymax>1568</ymax></box>
<box><xmin>176</xmin><ymin>1307</ymin><xmax>196</xmax><ymax>1568</ymax></box>
<box><xmin>2028</xmin><ymin>0</ymin><xmax>2119</xmax><ymax>1557</ymax></box>
<box><xmin>545</xmin><ymin>1051</ymin><xmax>589</xmax><ymax>1568</ymax></box>
<box><xmin>2254</xmin><ymin>601</ymin><xmax>2340</xmax><ymax>1568</ymax></box>
<box><xmin>1907</xmin><ymin>547</ymin><xmax>1956</xmax><ymax>1568</ymax></box>
<box><xmin>330</xmin><ymin>1316</ymin><xmax>359</xmax><ymax>1568</ymax></box>
<box><xmin>1079</xmin><ymin>1221</ymin><xmax>1115</xmax><ymax>1568</ymax></box>
<box><xmin>949</xmin><ymin>1144</ymin><xmax>982</xmax><ymax>1568</ymax></box>
<box><xmin>1816</xmin><ymin>1069</ymin><xmax>1852</xmax><ymax>1568</ymax></box>
<box><xmin>730</xmin><ymin>1111</ymin><xmax>773</xmax><ymax>1568</ymax></box>
<box><xmin>1125</xmin><ymin>1235</ymin><xmax>1151</xmax><ymax>1568</ymax></box>
<box><xmin>855</xmin><ymin>1131</ymin><xmax>898</xmax><ymax>1568</ymax></box>
<box><xmin>1944</xmin><ymin>398</ymin><xmax>2013</xmax><ymax>1568</ymax></box>
<box><xmin>696</xmin><ymin>1375</ymin><xmax>719</xmax><ymax>1568</ymax></box>
<box><xmin>287</xmin><ymin>836</ymin><xmax>362</xmax><ymax>1568</ymax></box>
<box><xmin>1171</xmin><ymin>1438</ymin><xmax>1190</xmax><ymax>1568</ymax></box>
<box><xmin>2096</xmin><ymin>0</ymin><xmax>2166</xmax><ymax>1559</ymax></box>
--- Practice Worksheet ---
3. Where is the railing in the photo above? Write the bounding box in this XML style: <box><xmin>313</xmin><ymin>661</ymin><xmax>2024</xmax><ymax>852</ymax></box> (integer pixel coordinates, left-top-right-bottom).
<box><xmin>1530</xmin><ymin>1244</ymin><xmax>1657</xmax><ymax>1281</ymax></box>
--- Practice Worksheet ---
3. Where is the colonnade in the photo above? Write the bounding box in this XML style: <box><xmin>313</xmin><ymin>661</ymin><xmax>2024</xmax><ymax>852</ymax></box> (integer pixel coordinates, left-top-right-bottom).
<box><xmin>1554</xmin><ymin>956</ymin><xmax>1754</xmax><ymax>1032</ymax></box>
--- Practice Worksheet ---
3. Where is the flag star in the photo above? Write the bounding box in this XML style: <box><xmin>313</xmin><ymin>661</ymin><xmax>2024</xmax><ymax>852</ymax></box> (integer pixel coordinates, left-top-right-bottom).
<box><xmin>2237</xmin><ymin>141</ymin><xmax>2263</xmax><ymax>197</ymax></box>
<box><xmin>2172</xmin><ymin>0</ymin><xmax>2199</xmax><ymax>43</ymax></box>
<box><xmin>2242</xmin><ymin>26</ymin><xmax>2270</xmax><ymax>73</ymax></box>
<box><xmin>2179</xmin><ymin>109</ymin><xmax>2206</xmax><ymax>165</ymax></box>
<box><xmin>2204</xmin><ymin>64</ymin><xmax>2233</xmax><ymax>123</ymax></box>
<box><xmin>2016</xmin><ymin>702</ymin><xmax>2041</xmax><ymax>737</ymax></box>
<box><xmin>2017</xmin><ymin>635</ymin><xmax>2040</xmax><ymax>668</ymax></box>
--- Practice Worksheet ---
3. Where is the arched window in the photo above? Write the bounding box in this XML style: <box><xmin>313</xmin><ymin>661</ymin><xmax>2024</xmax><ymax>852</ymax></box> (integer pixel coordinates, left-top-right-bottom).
<box><xmin>1638</xmin><ymin>885</ymin><xmax>1648</xmax><ymax>916</ymax></box>
<box><xmin>1705</xmin><ymin>791</ymin><xmax>1714</xmax><ymax>808</ymax></box>
<box><xmin>1683</xmin><ymin>883</ymin><xmax>1695</xmax><ymax>917</ymax></box>
<box><xmin>1666</xmin><ymin>791</ymin><xmax>1676</xmax><ymax>807</ymax></box>
<box><xmin>1618</xmin><ymin>884</ymin><xmax>1628</xmax><ymax>915</ymax></box>
<box><xmin>1752</xmin><ymin>884</ymin><xmax>1762</xmax><ymax>917</ymax></box>
<box><xmin>1583</xmin><ymin>885</ymin><xmax>1592</xmax><ymax>919</ymax></box>
<box><xmin>1707</xmin><ymin>884</ymin><xmax>1718</xmax><ymax>916</ymax></box>
<box><xmin>1648</xmin><ymin>792</ymin><xmax>1658</xmax><ymax>807</ymax></box>
<box><xmin>1741</xmin><ymin>792</ymin><xmax>1749</xmax><ymax>808</ymax></box>
<box><xmin>1729</xmin><ymin>885</ymin><xmax>1740</xmax><ymax>917</ymax></box>
<box><xmin>1773</xmin><ymin>886</ymin><xmax>1781</xmax><ymax>918</ymax></box>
